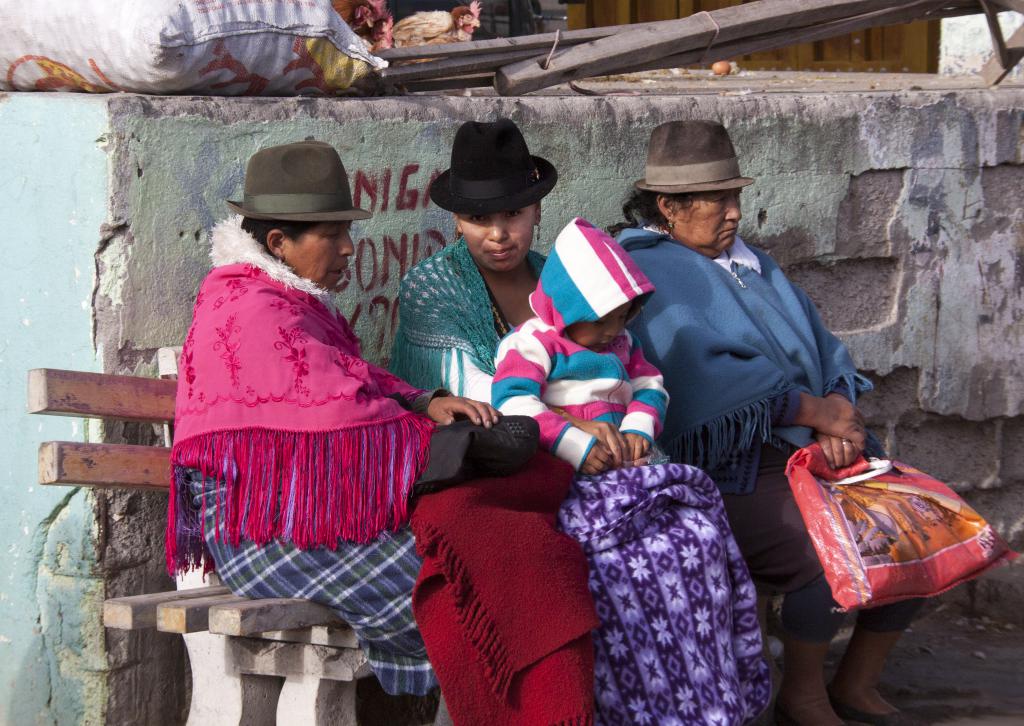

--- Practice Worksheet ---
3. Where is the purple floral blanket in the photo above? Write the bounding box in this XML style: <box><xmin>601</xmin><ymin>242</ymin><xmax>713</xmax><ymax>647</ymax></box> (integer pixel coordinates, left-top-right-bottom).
<box><xmin>559</xmin><ymin>463</ymin><xmax>771</xmax><ymax>725</ymax></box>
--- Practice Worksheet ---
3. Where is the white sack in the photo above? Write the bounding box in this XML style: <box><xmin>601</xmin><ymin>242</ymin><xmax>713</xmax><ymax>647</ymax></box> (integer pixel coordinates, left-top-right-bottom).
<box><xmin>1</xmin><ymin>0</ymin><xmax>385</xmax><ymax>95</ymax></box>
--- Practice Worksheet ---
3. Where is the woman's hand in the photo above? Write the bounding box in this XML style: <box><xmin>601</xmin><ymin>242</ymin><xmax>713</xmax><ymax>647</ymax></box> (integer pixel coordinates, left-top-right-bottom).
<box><xmin>796</xmin><ymin>392</ymin><xmax>867</xmax><ymax>451</ymax></box>
<box><xmin>426</xmin><ymin>395</ymin><xmax>500</xmax><ymax>427</ymax></box>
<box><xmin>624</xmin><ymin>433</ymin><xmax>650</xmax><ymax>463</ymax></box>
<box><xmin>816</xmin><ymin>432</ymin><xmax>862</xmax><ymax>470</ymax></box>
<box><xmin>580</xmin><ymin>442</ymin><xmax>614</xmax><ymax>475</ymax></box>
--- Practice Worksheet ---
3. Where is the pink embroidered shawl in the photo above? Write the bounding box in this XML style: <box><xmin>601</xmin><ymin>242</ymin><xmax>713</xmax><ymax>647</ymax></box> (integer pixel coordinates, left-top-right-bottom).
<box><xmin>168</xmin><ymin>262</ymin><xmax>434</xmax><ymax>574</ymax></box>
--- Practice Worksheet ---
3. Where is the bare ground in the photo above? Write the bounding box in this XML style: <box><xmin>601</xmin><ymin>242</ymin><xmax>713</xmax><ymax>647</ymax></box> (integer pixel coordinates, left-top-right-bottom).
<box><xmin>825</xmin><ymin>603</ymin><xmax>1024</xmax><ymax>725</ymax></box>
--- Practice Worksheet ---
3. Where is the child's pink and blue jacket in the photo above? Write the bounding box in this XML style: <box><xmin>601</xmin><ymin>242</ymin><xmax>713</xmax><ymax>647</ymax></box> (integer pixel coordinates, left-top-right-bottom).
<box><xmin>491</xmin><ymin>218</ymin><xmax>669</xmax><ymax>470</ymax></box>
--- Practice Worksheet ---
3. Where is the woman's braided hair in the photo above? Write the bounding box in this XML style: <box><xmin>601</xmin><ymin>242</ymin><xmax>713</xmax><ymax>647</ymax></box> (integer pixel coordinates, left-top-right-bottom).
<box><xmin>241</xmin><ymin>217</ymin><xmax>320</xmax><ymax>251</ymax></box>
<box><xmin>606</xmin><ymin>188</ymin><xmax>693</xmax><ymax>237</ymax></box>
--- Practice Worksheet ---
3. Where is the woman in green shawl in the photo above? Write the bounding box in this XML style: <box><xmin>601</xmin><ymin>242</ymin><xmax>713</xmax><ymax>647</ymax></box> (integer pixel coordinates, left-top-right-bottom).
<box><xmin>390</xmin><ymin>119</ymin><xmax>551</xmax><ymax>398</ymax></box>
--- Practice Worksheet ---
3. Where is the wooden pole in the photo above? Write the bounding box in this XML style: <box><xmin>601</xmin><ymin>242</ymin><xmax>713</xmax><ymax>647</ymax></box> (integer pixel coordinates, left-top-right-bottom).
<box><xmin>616</xmin><ymin>1</ymin><xmax>979</xmax><ymax>76</ymax></box>
<box><xmin>494</xmin><ymin>0</ymin><xmax>979</xmax><ymax>95</ymax></box>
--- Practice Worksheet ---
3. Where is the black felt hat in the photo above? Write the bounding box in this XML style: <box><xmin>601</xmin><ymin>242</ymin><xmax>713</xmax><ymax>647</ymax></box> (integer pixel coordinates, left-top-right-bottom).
<box><xmin>429</xmin><ymin>119</ymin><xmax>557</xmax><ymax>214</ymax></box>
<box><xmin>227</xmin><ymin>140</ymin><xmax>371</xmax><ymax>222</ymax></box>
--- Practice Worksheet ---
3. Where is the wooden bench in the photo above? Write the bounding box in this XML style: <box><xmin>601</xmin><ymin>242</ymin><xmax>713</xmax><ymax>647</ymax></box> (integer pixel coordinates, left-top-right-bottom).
<box><xmin>29</xmin><ymin>360</ymin><xmax>376</xmax><ymax>726</ymax></box>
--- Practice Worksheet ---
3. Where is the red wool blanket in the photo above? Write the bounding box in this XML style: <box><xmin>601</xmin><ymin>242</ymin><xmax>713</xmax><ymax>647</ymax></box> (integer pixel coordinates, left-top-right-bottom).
<box><xmin>412</xmin><ymin>452</ymin><xmax>599</xmax><ymax>725</ymax></box>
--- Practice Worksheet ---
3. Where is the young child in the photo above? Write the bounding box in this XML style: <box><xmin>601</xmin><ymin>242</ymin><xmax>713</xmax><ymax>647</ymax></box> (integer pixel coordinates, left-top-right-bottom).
<box><xmin>492</xmin><ymin>217</ymin><xmax>668</xmax><ymax>474</ymax></box>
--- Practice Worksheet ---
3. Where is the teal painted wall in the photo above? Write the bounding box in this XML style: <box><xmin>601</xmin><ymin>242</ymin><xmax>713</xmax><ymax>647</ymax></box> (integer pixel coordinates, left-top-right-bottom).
<box><xmin>0</xmin><ymin>94</ymin><xmax>108</xmax><ymax>725</ymax></box>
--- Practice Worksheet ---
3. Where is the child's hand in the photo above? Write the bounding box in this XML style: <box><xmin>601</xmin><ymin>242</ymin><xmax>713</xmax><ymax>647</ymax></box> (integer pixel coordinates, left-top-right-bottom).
<box><xmin>553</xmin><ymin>410</ymin><xmax>625</xmax><ymax>467</ymax></box>
<box><xmin>580</xmin><ymin>442</ymin><xmax>614</xmax><ymax>475</ymax></box>
<box><xmin>578</xmin><ymin>421</ymin><xmax>627</xmax><ymax>468</ymax></box>
<box><xmin>623</xmin><ymin>433</ymin><xmax>650</xmax><ymax>463</ymax></box>
<box><xmin>427</xmin><ymin>395</ymin><xmax>500</xmax><ymax>427</ymax></box>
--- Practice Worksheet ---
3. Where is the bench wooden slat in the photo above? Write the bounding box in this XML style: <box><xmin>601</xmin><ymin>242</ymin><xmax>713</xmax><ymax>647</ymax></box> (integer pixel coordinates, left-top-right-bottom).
<box><xmin>28</xmin><ymin>368</ymin><xmax>176</xmax><ymax>422</ymax></box>
<box><xmin>39</xmin><ymin>441</ymin><xmax>170</xmax><ymax>490</ymax></box>
<box><xmin>158</xmin><ymin>593</ymin><xmax>252</xmax><ymax>634</ymax></box>
<box><xmin>209</xmin><ymin>599</ymin><xmax>346</xmax><ymax>637</ymax></box>
<box><xmin>254</xmin><ymin>626</ymin><xmax>359</xmax><ymax>650</ymax></box>
<box><xmin>228</xmin><ymin>638</ymin><xmax>371</xmax><ymax>682</ymax></box>
<box><xmin>104</xmin><ymin>586</ymin><xmax>230</xmax><ymax>630</ymax></box>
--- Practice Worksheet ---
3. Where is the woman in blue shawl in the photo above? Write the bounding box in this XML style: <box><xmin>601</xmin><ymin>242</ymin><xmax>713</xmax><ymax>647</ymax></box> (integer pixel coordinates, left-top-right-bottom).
<box><xmin>615</xmin><ymin>120</ymin><xmax>922</xmax><ymax>726</ymax></box>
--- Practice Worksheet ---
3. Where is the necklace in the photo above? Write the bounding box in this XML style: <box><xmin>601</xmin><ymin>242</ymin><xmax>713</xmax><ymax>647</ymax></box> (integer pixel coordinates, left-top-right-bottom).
<box><xmin>485</xmin><ymin>283</ymin><xmax>511</xmax><ymax>337</ymax></box>
<box><xmin>491</xmin><ymin>299</ymin><xmax>511</xmax><ymax>336</ymax></box>
<box><xmin>728</xmin><ymin>264</ymin><xmax>748</xmax><ymax>289</ymax></box>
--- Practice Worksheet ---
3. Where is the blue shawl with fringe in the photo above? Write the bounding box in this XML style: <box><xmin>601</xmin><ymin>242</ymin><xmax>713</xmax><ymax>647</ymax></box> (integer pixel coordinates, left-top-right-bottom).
<box><xmin>389</xmin><ymin>238</ymin><xmax>545</xmax><ymax>389</ymax></box>
<box><xmin>617</xmin><ymin>227</ymin><xmax>870</xmax><ymax>472</ymax></box>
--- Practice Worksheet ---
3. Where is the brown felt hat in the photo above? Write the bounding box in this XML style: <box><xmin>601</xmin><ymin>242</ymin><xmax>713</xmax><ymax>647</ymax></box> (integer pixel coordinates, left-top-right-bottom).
<box><xmin>634</xmin><ymin>120</ymin><xmax>754</xmax><ymax>194</ymax></box>
<box><xmin>227</xmin><ymin>140</ymin><xmax>371</xmax><ymax>222</ymax></box>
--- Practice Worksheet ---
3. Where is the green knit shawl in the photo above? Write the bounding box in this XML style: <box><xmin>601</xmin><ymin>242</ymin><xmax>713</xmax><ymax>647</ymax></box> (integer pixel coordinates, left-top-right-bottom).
<box><xmin>389</xmin><ymin>239</ymin><xmax>546</xmax><ymax>390</ymax></box>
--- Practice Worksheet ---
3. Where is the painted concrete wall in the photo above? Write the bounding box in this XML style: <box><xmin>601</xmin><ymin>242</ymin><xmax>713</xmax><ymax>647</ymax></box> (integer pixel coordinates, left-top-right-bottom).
<box><xmin>941</xmin><ymin>12</ymin><xmax>1024</xmax><ymax>80</ymax></box>
<box><xmin>96</xmin><ymin>94</ymin><xmax>1023</xmax><ymax>641</ymax></box>
<box><xmin>0</xmin><ymin>95</ymin><xmax>108</xmax><ymax>725</ymax></box>
<box><xmin>1</xmin><ymin>86</ymin><xmax>1021</xmax><ymax>724</ymax></box>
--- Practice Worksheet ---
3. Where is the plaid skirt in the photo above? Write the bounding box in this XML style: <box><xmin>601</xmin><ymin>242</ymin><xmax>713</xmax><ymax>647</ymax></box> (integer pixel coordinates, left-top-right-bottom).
<box><xmin>185</xmin><ymin>470</ymin><xmax>437</xmax><ymax>696</ymax></box>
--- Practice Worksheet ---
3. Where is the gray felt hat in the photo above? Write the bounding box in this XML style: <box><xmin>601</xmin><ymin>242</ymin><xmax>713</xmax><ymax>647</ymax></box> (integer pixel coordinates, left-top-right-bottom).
<box><xmin>634</xmin><ymin>120</ymin><xmax>754</xmax><ymax>194</ymax></box>
<box><xmin>227</xmin><ymin>140</ymin><xmax>371</xmax><ymax>222</ymax></box>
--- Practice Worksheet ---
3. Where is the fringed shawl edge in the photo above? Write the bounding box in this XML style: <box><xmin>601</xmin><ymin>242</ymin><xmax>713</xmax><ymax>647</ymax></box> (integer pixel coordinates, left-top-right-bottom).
<box><xmin>664</xmin><ymin>371</ymin><xmax>874</xmax><ymax>472</ymax></box>
<box><xmin>166</xmin><ymin>413</ymin><xmax>434</xmax><ymax>575</ymax></box>
<box><xmin>414</xmin><ymin>518</ymin><xmax>518</xmax><ymax>699</ymax></box>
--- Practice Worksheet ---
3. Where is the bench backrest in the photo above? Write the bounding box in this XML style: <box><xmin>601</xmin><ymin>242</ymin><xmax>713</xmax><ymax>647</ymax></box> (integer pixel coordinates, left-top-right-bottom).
<box><xmin>29</xmin><ymin>366</ymin><xmax>177</xmax><ymax>491</ymax></box>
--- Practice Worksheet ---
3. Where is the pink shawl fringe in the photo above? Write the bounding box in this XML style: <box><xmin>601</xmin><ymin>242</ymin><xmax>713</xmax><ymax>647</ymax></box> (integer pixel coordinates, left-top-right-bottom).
<box><xmin>167</xmin><ymin>414</ymin><xmax>433</xmax><ymax>575</ymax></box>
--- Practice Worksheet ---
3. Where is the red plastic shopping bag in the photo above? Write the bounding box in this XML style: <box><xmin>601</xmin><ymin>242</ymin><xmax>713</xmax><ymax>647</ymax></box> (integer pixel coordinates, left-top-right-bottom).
<box><xmin>785</xmin><ymin>444</ymin><xmax>1017</xmax><ymax>610</ymax></box>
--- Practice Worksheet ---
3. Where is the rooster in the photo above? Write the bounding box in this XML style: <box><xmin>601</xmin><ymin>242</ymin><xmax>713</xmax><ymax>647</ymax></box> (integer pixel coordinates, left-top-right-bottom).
<box><xmin>333</xmin><ymin>0</ymin><xmax>394</xmax><ymax>52</ymax></box>
<box><xmin>391</xmin><ymin>1</ymin><xmax>482</xmax><ymax>48</ymax></box>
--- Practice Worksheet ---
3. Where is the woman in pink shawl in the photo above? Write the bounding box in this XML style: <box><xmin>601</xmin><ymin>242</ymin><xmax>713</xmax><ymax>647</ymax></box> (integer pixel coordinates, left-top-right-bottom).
<box><xmin>167</xmin><ymin>140</ymin><xmax>504</xmax><ymax>699</ymax></box>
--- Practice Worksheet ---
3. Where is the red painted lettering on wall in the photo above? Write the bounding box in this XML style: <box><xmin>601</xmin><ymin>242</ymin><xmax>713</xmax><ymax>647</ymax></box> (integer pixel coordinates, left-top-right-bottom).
<box><xmin>351</xmin><ymin>164</ymin><xmax>442</xmax><ymax>214</ymax></box>
<box><xmin>423</xmin><ymin>170</ymin><xmax>443</xmax><ymax>209</ymax></box>
<box><xmin>396</xmin><ymin>164</ymin><xmax>420</xmax><ymax>210</ymax></box>
<box><xmin>355</xmin><ymin>237</ymin><xmax>379</xmax><ymax>291</ymax></box>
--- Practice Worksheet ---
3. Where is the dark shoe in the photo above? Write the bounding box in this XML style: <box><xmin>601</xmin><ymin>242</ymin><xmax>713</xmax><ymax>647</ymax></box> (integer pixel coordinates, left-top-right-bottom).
<box><xmin>773</xmin><ymin>701</ymin><xmax>800</xmax><ymax>726</ymax></box>
<box><xmin>827</xmin><ymin>693</ymin><xmax>908</xmax><ymax>726</ymax></box>
<box><xmin>772</xmin><ymin>697</ymin><xmax>843</xmax><ymax>726</ymax></box>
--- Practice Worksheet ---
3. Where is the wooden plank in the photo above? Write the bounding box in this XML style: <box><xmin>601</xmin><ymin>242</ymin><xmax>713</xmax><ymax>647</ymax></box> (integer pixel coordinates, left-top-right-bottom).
<box><xmin>382</xmin><ymin>48</ymin><xmax>542</xmax><ymax>83</ymax></box>
<box><xmin>157</xmin><ymin>593</ymin><xmax>251</xmax><ymax>633</ymax></box>
<box><xmin>981</xmin><ymin>24</ymin><xmax>1024</xmax><ymax>85</ymax></box>
<box><xmin>254</xmin><ymin>625</ymin><xmax>360</xmax><ymax>649</ymax></box>
<box><xmin>228</xmin><ymin>638</ymin><xmax>371</xmax><ymax>682</ymax></box>
<box><xmin>104</xmin><ymin>586</ymin><xmax>230</xmax><ymax>630</ymax></box>
<box><xmin>28</xmin><ymin>368</ymin><xmax>176</xmax><ymax>423</ymax></box>
<box><xmin>567</xmin><ymin>4</ymin><xmax>587</xmax><ymax>30</ymax></box>
<box><xmin>494</xmin><ymin>0</ymin><xmax>914</xmax><ymax>95</ymax></box>
<box><xmin>635</xmin><ymin>0</ymin><xmax>678</xmax><ymax>24</ymax></box>
<box><xmin>403</xmin><ymin>74</ymin><xmax>496</xmax><ymax>92</ymax></box>
<box><xmin>376</xmin><ymin>19</ymin><xmax>692</xmax><ymax>61</ymax></box>
<box><xmin>544</xmin><ymin>0</ymin><xmax>976</xmax><ymax>85</ymax></box>
<box><xmin>209</xmin><ymin>599</ymin><xmax>347</xmax><ymax>637</ymax></box>
<box><xmin>897</xmin><ymin>18</ymin><xmax>925</xmax><ymax>72</ymax></box>
<box><xmin>39</xmin><ymin>441</ymin><xmax>170</xmax><ymax>490</ymax></box>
